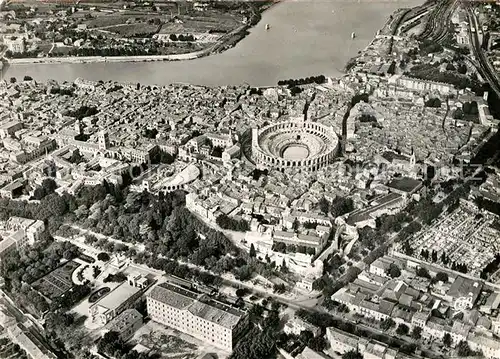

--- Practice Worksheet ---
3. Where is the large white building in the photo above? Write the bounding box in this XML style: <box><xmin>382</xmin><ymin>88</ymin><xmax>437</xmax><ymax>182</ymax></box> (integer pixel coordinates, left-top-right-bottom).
<box><xmin>89</xmin><ymin>282</ymin><xmax>142</xmax><ymax>325</ymax></box>
<box><xmin>284</xmin><ymin>316</ymin><xmax>321</xmax><ymax>337</ymax></box>
<box><xmin>4</xmin><ymin>36</ymin><xmax>25</xmax><ymax>54</ymax></box>
<box><xmin>0</xmin><ymin>217</ymin><xmax>45</xmax><ymax>261</ymax></box>
<box><xmin>147</xmin><ymin>283</ymin><xmax>248</xmax><ymax>351</ymax></box>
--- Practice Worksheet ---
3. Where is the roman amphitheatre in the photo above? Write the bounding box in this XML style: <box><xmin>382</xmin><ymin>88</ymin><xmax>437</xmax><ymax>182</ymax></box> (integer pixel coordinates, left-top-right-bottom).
<box><xmin>251</xmin><ymin>120</ymin><xmax>339</xmax><ymax>172</ymax></box>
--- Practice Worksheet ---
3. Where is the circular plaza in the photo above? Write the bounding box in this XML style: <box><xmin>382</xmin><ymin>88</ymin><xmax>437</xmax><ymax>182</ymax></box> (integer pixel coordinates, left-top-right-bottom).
<box><xmin>251</xmin><ymin>120</ymin><xmax>339</xmax><ymax>171</ymax></box>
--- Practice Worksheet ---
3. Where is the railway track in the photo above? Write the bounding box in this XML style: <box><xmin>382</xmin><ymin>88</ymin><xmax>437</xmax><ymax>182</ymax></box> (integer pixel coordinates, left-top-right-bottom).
<box><xmin>465</xmin><ymin>5</ymin><xmax>500</xmax><ymax>97</ymax></box>
<box><xmin>418</xmin><ymin>0</ymin><xmax>457</xmax><ymax>44</ymax></box>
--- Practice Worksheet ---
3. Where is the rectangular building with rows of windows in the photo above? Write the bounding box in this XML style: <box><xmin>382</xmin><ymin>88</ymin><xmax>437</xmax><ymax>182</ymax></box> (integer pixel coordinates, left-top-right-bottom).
<box><xmin>147</xmin><ymin>283</ymin><xmax>248</xmax><ymax>351</ymax></box>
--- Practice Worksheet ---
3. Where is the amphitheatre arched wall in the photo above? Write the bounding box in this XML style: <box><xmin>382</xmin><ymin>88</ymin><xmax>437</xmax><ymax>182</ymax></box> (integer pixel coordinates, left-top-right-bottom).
<box><xmin>251</xmin><ymin>121</ymin><xmax>338</xmax><ymax>172</ymax></box>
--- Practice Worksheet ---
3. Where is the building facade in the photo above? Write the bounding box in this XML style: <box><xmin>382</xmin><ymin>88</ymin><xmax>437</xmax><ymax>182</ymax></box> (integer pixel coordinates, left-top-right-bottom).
<box><xmin>103</xmin><ymin>309</ymin><xmax>143</xmax><ymax>341</ymax></box>
<box><xmin>147</xmin><ymin>283</ymin><xmax>248</xmax><ymax>351</ymax></box>
<box><xmin>89</xmin><ymin>282</ymin><xmax>141</xmax><ymax>325</ymax></box>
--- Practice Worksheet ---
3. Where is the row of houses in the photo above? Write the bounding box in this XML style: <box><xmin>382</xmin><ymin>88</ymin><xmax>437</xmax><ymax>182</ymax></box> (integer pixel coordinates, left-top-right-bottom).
<box><xmin>327</xmin><ymin>327</ymin><xmax>418</xmax><ymax>359</ymax></box>
<box><xmin>332</xmin><ymin>256</ymin><xmax>500</xmax><ymax>358</ymax></box>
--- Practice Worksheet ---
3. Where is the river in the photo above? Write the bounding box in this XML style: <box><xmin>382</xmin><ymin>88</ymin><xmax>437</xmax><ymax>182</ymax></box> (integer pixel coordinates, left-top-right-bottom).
<box><xmin>3</xmin><ymin>0</ymin><xmax>422</xmax><ymax>87</ymax></box>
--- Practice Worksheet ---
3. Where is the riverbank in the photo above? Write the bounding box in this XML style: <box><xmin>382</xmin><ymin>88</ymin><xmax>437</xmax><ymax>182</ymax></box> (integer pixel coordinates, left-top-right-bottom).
<box><xmin>3</xmin><ymin>0</ymin><xmax>424</xmax><ymax>87</ymax></box>
<box><xmin>7</xmin><ymin>52</ymin><xmax>205</xmax><ymax>65</ymax></box>
<box><xmin>4</xmin><ymin>2</ymin><xmax>277</xmax><ymax>66</ymax></box>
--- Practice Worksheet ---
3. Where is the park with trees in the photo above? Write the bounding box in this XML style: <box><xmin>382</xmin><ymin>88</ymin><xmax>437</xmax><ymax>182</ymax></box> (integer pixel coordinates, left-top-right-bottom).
<box><xmin>424</xmin><ymin>98</ymin><xmax>442</xmax><ymax>108</ymax></box>
<box><xmin>229</xmin><ymin>303</ymin><xmax>282</xmax><ymax>359</ymax></box>
<box><xmin>406</xmin><ymin>63</ymin><xmax>482</xmax><ymax>94</ymax></box>
<box><xmin>277</xmin><ymin>75</ymin><xmax>326</xmax><ymax>86</ymax></box>
<box><xmin>0</xmin><ymin>178</ymin><xmax>294</xmax><ymax>356</ymax></box>
<box><xmin>216</xmin><ymin>213</ymin><xmax>250</xmax><ymax>232</ymax></box>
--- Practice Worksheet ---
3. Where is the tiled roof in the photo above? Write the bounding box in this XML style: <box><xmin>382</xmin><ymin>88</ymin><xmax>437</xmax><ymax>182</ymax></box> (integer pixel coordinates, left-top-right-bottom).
<box><xmin>149</xmin><ymin>283</ymin><xmax>196</xmax><ymax>309</ymax></box>
<box><xmin>93</xmin><ymin>282</ymin><xmax>140</xmax><ymax>311</ymax></box>
<box><xmin>105</xmin><ymin>309</ymin><xmax>142</xmax><ymax>334</ymax></box>
<box><xmin>188</xmin><ymin>300</ymin><xmax>242</xmax><ymax>329</ymax></box>
<box><xmin>149</xmin><ymin>283</ymin><xmax>245</xmax><ymax>329</ymax></box>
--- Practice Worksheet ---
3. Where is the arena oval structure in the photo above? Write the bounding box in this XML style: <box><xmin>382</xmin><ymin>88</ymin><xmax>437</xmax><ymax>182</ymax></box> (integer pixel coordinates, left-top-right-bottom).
<box><xmin>251</xmin><ymin>120</ymin><xmax>339</xmax><ymax>171</ymax></box>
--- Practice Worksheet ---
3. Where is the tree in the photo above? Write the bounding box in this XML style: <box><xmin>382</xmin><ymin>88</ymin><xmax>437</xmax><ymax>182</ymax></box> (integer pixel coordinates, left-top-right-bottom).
<box><xmin>248</xmin><ymin>304</ymin><xmax>264</xmax><ymax>319</ymax></box>
<box><xmin>425</xmin><ymin>98</ymin><xmax>442</xmax><ymax>108</ymax></box>
<box><xmin>97</xmin><ymin>252</ymin><xmax>110</xmax><ymax>262</ymax></box>
<box><xmin>103</xmin><ymin>272</ymin><xmax>127</xmax><ymax>283</ymax></box>
<box><xmin>84</xmin><ymin>235</ymin><xmax>98</xmax><ymax>245</ymax></box>
<box><xmin>380</xmin><ymin>318</ymin><xmax>395</xmax><ymax>331</ymax></box>
<box><xmin>41</xmin><ymin>178</ymin><xmax>57</xmax><ymax>195</ymax></box>
<box><xmin>235</xmin><ymin>288</ymin><xmax>250</xmax><ymax>297</ymax></box>
<box><xmin>273</xmin><ymin>283</ymin><xmax>286</xmax><ymax>294</ymax></box>
<box><xmin>452</xmin><ymin>108</ymin><xmax>464</xmax><ymax>120</ymax></box>
<box><xmin>249</xmin><ymin>243</ymin><xmax>256</xmax><ymax>258</ymax></box>
<box><xmin>63</xmin><ymin>247</ymin><xmax>79</xmax><ymax>260</ymax></box>
<box><xmin>387</xmin><ymin>61</ymin><xmax>396</xmax><ymax>75</ymax></box>
<box><xmin>463</xmin><ymin>102</ymin><xmax>472</xmax><ymax>114</ymax></box>
<box><xmin>400</xmin><ymin>343</ymin><xmax>417</xmax><ymax>355</ymax></box>
<box><xmin>69</xmin><ymin>149</ymin><xmax>83</xmax><ymax>164</ymax></box>
<box><xmin>319</xmin><ymin>197</ymin><xmax>330</xmax><ymax>214</ymax></box>
<box><xmin>97</xmin><ymin>331</ymin><xmax>124</xmax><ymax>356</ymax></box>
<box><xmin>331</xmin><ymin>197</ymin><xmax>354</xmax><ymax>217</ymax></box>
<box><xmin>457</xmin><ymin>340</ymin><xmax>471</xmax><ymax>356</ymax></box>
<box><xmin>416</xmin><ymin>266</ymin><xmax>430</xmax><ymax>279</ymax></box>
<box><xmin>216</xmin><ymin>214</ymin><xmax>249</xmax><ymax>232</ymax></box>
<box><xmin>280</xmin><ymin>259</ymin><xmax>288</xmax><ymax>273</ymax></box>
<box><xmin>396</xmin><ymin>323</ymin><xmax>409</xmax><ymax>336</ymax></box>
<box><xmin>443</xmin><ymin>333</ymin><xmax>452</xmax><ymax>347</ymax></box>
<box><xmin>387</xmin><ymin>263</ymin><xmax>401</xmax><ymax>278</ymax></box>
<box><xmin>435</xmin><ymin>271</ymin><xmax>448</xmax><ymax>283</ymax></box>
<box><xmin>411</xmin><ymin>326</ymin><xmax>422</xmax><ymax>340</ymax></box>
<box><xmin>299</xmin><ymin>330</ymin><xmax>314</xmax><ymax>344</ymax></box>
<box><xmin>234</xmin><ymin>265</ymin><xmax>252</xmax><ymax>281</ymax></box>
<box><xmin>308</xmin><ymin>336</ymin><xmax>327</xmax><ymax>352</ymax></box>
<box><xmin>273</xmin><ymin>242</ymin><xmax>286</xmax><ymax>253</ymax></box>
<box><xmin>342</xmin><ymin>350</ymin><xmax>363</xmax><ymax>359</ymax></box>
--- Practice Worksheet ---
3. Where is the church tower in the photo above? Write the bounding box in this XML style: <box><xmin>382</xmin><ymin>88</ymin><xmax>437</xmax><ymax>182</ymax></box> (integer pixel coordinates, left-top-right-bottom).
<box><xmin>98</xmin><ymin>131</ymin><xmax>110</xmax><ymax>150</ymax></box>
<box><xmin>410</xmin><ymin>147</ymin><xmax>416</xmax><ymax>167</ymax></box>
<box><xmin>74</xmin><ymin>120</ymin><xmax>83</xmax><ymax>136</ymax></box>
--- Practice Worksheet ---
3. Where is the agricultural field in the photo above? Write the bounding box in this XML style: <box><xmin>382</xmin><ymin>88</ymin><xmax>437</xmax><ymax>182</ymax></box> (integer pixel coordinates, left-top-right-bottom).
<box><xmin>159</xmin><ymin>13</ymin><xmax>243</xmax><ymax>35</ymax></box>
<box><xmin>105</xmin><ymin>23</ymin><xmax>161</xmax><ymax>37</ymax></box>
<box><xmin>81</xmin><ymin>14</ymin><xmax>132</xmax><ymax>29</ymax></box>
<box><xmin>31</xmin><ymin>261</ymin><xmax>79</xmax><ymax>300</ymax></box>
<box><xmin>82</xmin><ymin>13</ymin><xmax>164</xmax><ymax>28</ymax></box>
<box><xmin>2</xmin><ymin>0</ymin><xmax>261</xmax><ymax>58</ymax></box>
